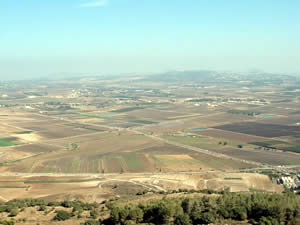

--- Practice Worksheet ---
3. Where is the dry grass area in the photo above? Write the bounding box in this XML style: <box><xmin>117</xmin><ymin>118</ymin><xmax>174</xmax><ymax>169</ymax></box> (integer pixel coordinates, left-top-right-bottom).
<box><xmin>45</xmin><ymin>132</ymin><xmax>113</xmax><ymax>147</ymax></box>
<box><xmin>0</xmin><ymin>149</ymin><xmax>34</xmax><ymax>163</ymax></box>
<box><xmin>13</xmin><ymin>143</ymin><xmax>61</xmax><ymax>153</ymax></box>
<box><xmin>8</xmin><ymin>120</ymin><xmax>97</xmax><ymax>140</ymax></box>
<box><xmin>12</xmin><ymin>133</ymin><xmax>42</xmax><ymax>142</ymax></box>
<box><xmin>146</xmin><ymin>173</ymin><xmax>282</xmax><ymax>192</ymax></box>
<box><xmin>0</xmin><ymin>124</ymin><xmax>22</xmax><ymax>136</ymax></box>
<box><xmin>0</xmin><ymin>172</ymin><xmax>282</xmax><ymax>203</ymax></box>
<box><xmin>0</xmin><ymin>176</ymin><xmax>113</xmax><ymax>203</ymax></box>
<box><xmin>0</xmin><ymin>112</ymin><xmax>36</xmax><ymax>123</ymax></box>
<box><xmin>0</xmin><ymin>206</ymin><xmax>89</xmax><ymax>225</ymax></box>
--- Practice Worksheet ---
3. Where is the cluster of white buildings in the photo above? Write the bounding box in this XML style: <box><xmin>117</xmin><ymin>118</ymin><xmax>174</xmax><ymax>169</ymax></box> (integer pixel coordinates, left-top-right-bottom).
<box><xmin>277</xmin><ymin>175</ymin><xmax>300</xmax><ymax>190</ymax></box>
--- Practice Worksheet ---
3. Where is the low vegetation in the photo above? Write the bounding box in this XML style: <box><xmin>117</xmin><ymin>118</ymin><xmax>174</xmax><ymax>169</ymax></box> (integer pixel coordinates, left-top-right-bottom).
<box><xmin>227</xmin><ymin>109</ymin><xmax>261</xmax><ymax>116</ymax></box>
<box><xmin>68</xmin><ymin>143</ymin><xmax>80</xmax><ymax>151</ymax></box>
<box><xmin>251</xmin><ymin>141</ymin><xmax>300</xmax><ymax>153</ymax></box>
<box><xmin>14</xmin><ymin>131</ymin><xmax>32</xmax><ymax>134</ymax></box>
<box><xmin>53</xmin><ymin>210</ymin><xmax>72</xmax><ymax>221</ymax></box>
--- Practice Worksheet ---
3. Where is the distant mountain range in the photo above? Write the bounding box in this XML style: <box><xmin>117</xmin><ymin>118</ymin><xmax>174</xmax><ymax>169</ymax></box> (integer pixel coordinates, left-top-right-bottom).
<box><xmin>2</xmin><ymin>70</ymin><xmax>298</xmax><ymax>84</ymax></box>
<box><xmin>142</xmin><ymin>70</ymin><xmax>298</xmax><ymax>84</ymax></box>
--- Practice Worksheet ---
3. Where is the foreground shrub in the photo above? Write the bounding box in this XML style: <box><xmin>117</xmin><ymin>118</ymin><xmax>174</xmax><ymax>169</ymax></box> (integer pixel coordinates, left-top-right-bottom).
<box><xmin>0</xmin><ymin>220</ymin><xmax>15</xmax><ymax>225</ymax></box>
<box><xmin>53</xmin><ymin>210</ymin><xmax>72</xmax><ymax>221</ymax></box>
<box><xmin>81</xmin><ymin>219</ymin><xmax>102</xmax><ymax>225</ymax></box>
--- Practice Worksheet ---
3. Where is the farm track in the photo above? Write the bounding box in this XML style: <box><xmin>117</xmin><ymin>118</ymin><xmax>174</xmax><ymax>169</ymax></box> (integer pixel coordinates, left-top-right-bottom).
<box><xmin>97</xmin><ymin>178</ymin><xmax>166</xmax><ymax>192</ymax></box>
<box><xmin>2</xmin><ymin>165</ymin><xmax>299</xmax><ymax>178</ymax></box>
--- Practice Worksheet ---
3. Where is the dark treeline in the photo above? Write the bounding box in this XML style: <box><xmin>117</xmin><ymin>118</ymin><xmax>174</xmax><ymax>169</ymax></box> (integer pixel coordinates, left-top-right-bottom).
<box><xmin>100</xmin><ymin>192</ymin><xmax>299</xmax><ymax>225</ymax></box>
<box><xmin>0</xmin><ymin>199</ymin><xmax>98</xmax><ymax>213</ymax></box>
<box><xmin>0</xmin><ymin>192</ymin><xmax>299</xmax><ymax>225</ymax></box>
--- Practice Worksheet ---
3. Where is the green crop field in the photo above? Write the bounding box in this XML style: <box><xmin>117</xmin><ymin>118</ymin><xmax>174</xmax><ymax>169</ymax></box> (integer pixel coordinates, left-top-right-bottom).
<box><xmin>120</xmin><ymin>152</ymin><xmax>145</xmax><ymax>170</ymax></box>
<box><xmin>111</xmin><ymin>107</ymin><xmax>144</xmax><ymax>113</ymax></box>
<box><xmin>0</xmin><ymin>138</ymin><xmax>20</xmax><ymax>147</ymax></box>
<box><xmin>131</xmin><ymin>119</ymin><xmax>157</xmax><ymax>124</ymax></box>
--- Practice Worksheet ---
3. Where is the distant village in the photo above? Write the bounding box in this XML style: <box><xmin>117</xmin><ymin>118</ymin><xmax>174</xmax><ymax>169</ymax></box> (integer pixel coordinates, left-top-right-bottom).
<box><xmin>277</xmin><ymin>174</ymin><xmax>300</xmax><ymax>192</ymax></box>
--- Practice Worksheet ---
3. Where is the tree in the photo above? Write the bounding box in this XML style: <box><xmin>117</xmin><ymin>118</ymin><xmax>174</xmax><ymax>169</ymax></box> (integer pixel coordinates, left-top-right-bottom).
<box><xmin>61</xmin><ymin>200</ymin><xmax>73</xmax><ymax>208</ymax></box>
<box><xmin>90</xmin><ymin>209</ymin><xmax>99</xmax><ymax>219</ymax></box>
<box><xmin>110</xmin><ymin>206</ymin><xmax>129</xmax><ymax>224</ymax></box>
<box><xmin>38</xmin><ymin>205</ymin><xmax>46</xmax><ymax>211</ymax></box>
<box><xmin>72</xmin><ymin>205</ymin><xmax>84</xmax><ymax>214</ymax></box>
<box><xmin>127</xmin><ymin>207</ymin><xmax>143</xmax><ymax>223</ymax></box>
<box><xmin>0</xmin><ymin>220</ymin><xmax>15</xmax><ymax>225</ymax></box>
<box><xmin>53</xmin><ymin>210</ymin><xmax>72</xmax><ymax>221</ymax></box>
<box><xmin>174</xmin><ymin>214</ymin><xmax>192</xmax><ymax>225</ymax></box>
<box><xmin>259</xmin><ymin>216</ymin><xmax>279</xmax><ymax>225</ymax></box>
<box><xmin>81</xmin><ymin>219</ymin><xmax>102</xmax><ymax>225</ymax></box>
<box><xmin>192</xmin><ymin>211</ymin><xmax>217</xmax><ymax>224</ymax></box>
<box><xmin>143</xmin><ymin>200</ymin><xmax>183</xmax><ymax>224</ymax></box>
<box><xmin>8</xmin><ymin>208</ymin><xmax>18</xmax><ymax>217</ymax></box>
<box><xmin>233</xmin><ymin>207</ymin><xmax>247</xmax><ymax>220</ymax></box>
<box><xmin>181</xmin><ymin>198</ymin><xmax>193</xmax><ymax>214</ymax></box>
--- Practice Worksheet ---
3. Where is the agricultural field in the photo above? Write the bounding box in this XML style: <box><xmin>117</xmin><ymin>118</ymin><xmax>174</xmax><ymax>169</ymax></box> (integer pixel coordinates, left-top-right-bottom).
<box><xmin>0</xmin><ymin>72</ymin><xmax>300</xmax><ymax>202</ymax></box>
<box><xmin>138</xmin><ymin>144</ymin><xmax>252</xmax><ymax>171</ymax></box>
<box><xmin>0</xmin><ymin>138</ymin><xmax>20</xmax><ymax>147</ymax></box>
<box><xmin>0</xmin><ymin>133</ymin><xmax>253</xmax><ymax>173</ymax></box>
<box><xmin>161</xmin><ymin>132</ymin><xmax>300</xmax><ymax>165</ymax></box>
<box><xmin>195</xmin><ymin>128</ymin><xmax>270</xmax><ymax>143</ymax></box>
<box><xmin>162</xmin><ymin>135</ymin><xmax>247</xmax><ymax>152</ymax></box>
<box><xmin>215</xmin><ymin>122</ymin><xmax>300</xmax><ymax>137</ymax></box>
<box><xmin>250</xmin><ymin>140</ymin><xmax>300</xmax><ymax>153</ymax></box>
<box><xmin>126</xmin><ymin>108</ymin><xmax>191</xmax><ymax>121</ymax></box>
<box><xmin>210</xmin><ymin>147</ymin><xmax>300</xmax><ymax>165</ymax></box>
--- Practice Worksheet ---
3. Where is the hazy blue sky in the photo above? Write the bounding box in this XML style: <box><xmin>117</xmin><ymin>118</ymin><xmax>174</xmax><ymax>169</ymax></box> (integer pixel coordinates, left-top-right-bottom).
<box><xmin>1</xmin><ymin>0</ymin><xmax>300</xmax><ymax>80</ymax></box>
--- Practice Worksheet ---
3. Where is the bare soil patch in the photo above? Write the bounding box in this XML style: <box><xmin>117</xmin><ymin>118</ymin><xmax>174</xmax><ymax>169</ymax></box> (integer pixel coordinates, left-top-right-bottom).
<box><xmin>215</xmin><ymin>122</ymin><xmax>300</xmax><ymax>137</ymax></box>
<box><xmin>198</xmin><ymin>128</ymin><xmax>270</xmax><ymax>142</ymax></box>
<box><xmin>12</xmin><ymin>133</ymin><xmax>42</xmax><ymax>142</ymax></box>
<box><xmin>212</xmin><ymin>147</ymin><xmax>300</xmax><ymax>165</ymax></box>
